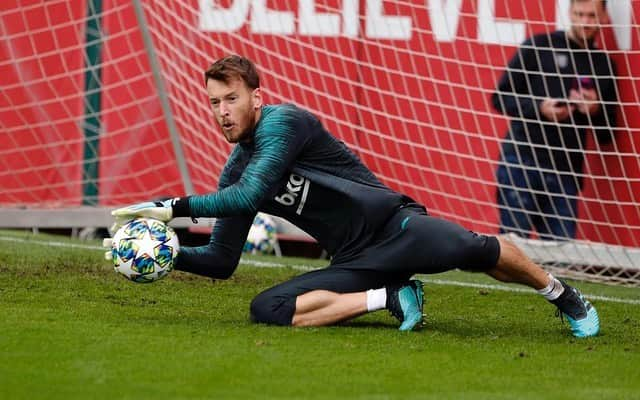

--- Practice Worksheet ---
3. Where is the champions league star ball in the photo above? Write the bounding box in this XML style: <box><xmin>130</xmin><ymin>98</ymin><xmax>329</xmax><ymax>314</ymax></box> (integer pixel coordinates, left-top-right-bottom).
<box><xmin>244</xmin><ymin>213</ymin><xmax>278</xmax><ymax>255</ymax></box>
<box><xmin>110</xmin><ymin>218</ymin><xmax>179</xmax><ymax>283</ymax></box>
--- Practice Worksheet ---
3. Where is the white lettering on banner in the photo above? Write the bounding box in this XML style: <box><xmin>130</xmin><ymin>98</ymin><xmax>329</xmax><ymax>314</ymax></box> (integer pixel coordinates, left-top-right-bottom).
<box><xmin>251</xmin><ymin>0</ymin><xmax>294</xmax><ymax>34</ymax></box>
<box><xmin>343</xmin><ymin>0</ymin><xmax>359</xmax><ymax>37</ymax></box>
<box><xmin>198</xmin><ymin>0</ymin><xmax>411</xmax><ymax>39</ymax></box>
<box><xmin>299</xmin><ymin>0</ymin><xmax>340</xmax><ymax>36</ymax></box>
<box><xmin>274</xmin><ymin>174</ymin><xmax>310</xmax><ymax>215</ymax></box>
<box><xmin>199</xmin><ymin>0</ymin><xmax>633</xmax><ymax>49</ymax></box>
<box><xmin>198</xmin><ymin>0</ymin><xmax>249</xmax><ymax>31</ymax></box>
<box><xmin>477</xmin><ymin>0</ymin><xmax>525</xmax><ymax>45</ymax></box>
<box><xmin>366</xmin><ymin>0</ymin><xmax>412</xmax><ymax>39</ymax></box>
<box><xmin>430</xmin><ymin>0</ymin><xmax>525</xmax><ymax>44</ymax></box>
<box><xmin>429</xmin><ymin>0</ymin><xmax>463</xmax><ymax>42</ymax></box>
<box><xmin>429</xmin><ymin>0</ymin><xmax>631</xmax><ymax>48</ymax></box>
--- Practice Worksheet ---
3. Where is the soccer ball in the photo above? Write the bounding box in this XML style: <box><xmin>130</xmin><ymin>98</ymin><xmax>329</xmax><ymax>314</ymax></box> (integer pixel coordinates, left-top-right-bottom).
<box><xmin>243</xmin><ymin>213</ymin><xmax>278</xmax><ymax>255</ymax></box>
<box><xmin>110</xmin><ymin>218</ymin><xmax>179</xmax><ymax>283</ymax></box>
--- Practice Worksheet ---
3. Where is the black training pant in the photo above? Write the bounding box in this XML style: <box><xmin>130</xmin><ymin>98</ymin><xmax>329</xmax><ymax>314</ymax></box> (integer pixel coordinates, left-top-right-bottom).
<box><xmin>250</xmin><ymin>205</ymin><xmax>501</xmax><ymax>325</ymax></box>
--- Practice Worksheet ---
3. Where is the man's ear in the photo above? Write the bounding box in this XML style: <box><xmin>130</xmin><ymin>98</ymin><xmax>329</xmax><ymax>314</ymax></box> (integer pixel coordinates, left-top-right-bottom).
<box><xmin>252</xmin><ymin>88</ymin><xmax>263</xmax><ymax>109</ymax></box>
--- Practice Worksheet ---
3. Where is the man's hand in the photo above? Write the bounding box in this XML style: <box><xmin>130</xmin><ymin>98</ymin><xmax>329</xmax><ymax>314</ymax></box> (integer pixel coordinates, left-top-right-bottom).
<box><xmin>569</xmin><ymin>88</ymin><xmax>600</xmax><ymax>115</ymax></box>
<box><xmin>540</xmin><ymin>98</ymin><xmax>574</xmax><ymax>122</ymax></box>
<box><xmin>112</xmin><ymin>200</ymin><xmax>174</xmax><ymax>221</ymax></box>
<box><xmin>110</xmin><ymin>199</ymin><xmax>176</xmax><ymax>233</ymax></box>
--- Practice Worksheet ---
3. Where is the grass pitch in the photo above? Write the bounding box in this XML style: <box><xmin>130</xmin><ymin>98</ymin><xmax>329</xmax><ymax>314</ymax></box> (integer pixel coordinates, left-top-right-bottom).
<box><xmin>1</xmin><ymin>230</ymin><xmax>639</xmax><ymax>400</ymax></box>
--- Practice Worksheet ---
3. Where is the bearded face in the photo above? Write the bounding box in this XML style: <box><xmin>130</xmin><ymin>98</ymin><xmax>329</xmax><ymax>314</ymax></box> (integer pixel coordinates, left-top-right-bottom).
<box><xmin>569</xmin><ymin>0</ymin><xmax>608</xmax><ymax>46</ymax></box>
<box><xmin>207</xmin><ymin>77</ymin><xmax>262</xmax><ymax>143</ymax></box>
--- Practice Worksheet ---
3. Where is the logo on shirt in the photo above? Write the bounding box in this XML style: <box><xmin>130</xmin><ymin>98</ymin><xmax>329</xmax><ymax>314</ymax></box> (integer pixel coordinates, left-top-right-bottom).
<box><xmin>554</xmin><ymin>52</ymin><xmax>569</xmax><ymax>69</ymax></box>
<box><xmin>274</xmin><ymin>173</ymin><xmax>310</xmax><ymax>215</ymax></box>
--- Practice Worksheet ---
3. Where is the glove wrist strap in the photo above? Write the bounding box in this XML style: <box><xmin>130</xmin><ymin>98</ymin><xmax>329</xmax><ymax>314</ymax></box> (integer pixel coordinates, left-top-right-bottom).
<box><xmin>171</xmin><ymin>196</ymin><xmax>192</xmax><ymax>218</ymax></box>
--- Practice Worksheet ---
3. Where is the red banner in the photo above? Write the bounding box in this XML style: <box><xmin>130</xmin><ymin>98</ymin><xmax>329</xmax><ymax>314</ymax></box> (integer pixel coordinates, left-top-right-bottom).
<box><xmin>1</xmin><ymin>0</ymin><xmax>638</xmax><ymax>244</ymax></box>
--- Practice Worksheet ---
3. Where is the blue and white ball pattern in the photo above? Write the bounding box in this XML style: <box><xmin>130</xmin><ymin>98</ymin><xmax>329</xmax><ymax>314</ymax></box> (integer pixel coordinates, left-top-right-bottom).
<box><xmin>243</xmin><ymin>213</ymin><xmax>278</xmax><ymax>255</ymax></box>
<box><xmin>111</xmin><ymin>218</ymin><xmax>179</xmax><ymax>283</ymax></box>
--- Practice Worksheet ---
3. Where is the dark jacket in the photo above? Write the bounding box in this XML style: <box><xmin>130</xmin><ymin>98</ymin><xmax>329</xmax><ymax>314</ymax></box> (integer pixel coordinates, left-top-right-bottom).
<box><xmin>492</xmin><ymin>31</ymin><xmax>617</xmax><ymax>176</ymax></box>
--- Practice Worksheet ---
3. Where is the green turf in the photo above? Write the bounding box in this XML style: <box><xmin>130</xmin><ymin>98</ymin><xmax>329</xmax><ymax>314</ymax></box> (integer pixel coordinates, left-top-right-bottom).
<box><xmin>1</xmin><ymin>231</ymin><xmax>639</xmax><ymax>399</ymax></box>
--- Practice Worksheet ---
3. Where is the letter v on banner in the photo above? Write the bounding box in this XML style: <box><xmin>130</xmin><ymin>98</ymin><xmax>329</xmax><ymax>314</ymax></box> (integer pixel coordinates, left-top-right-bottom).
<box><xmin>429</xmin><ymin>0</ymin><xmax>524</xmax><ymax>45</ymax></box>
<box><xmin>429</xmin><ymin>0</ymin><xmax>463</xmax><ymax>42</ymax></box>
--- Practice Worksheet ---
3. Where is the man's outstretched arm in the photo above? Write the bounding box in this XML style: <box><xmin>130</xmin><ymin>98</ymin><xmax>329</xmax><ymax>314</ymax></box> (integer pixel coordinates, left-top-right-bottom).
<box><xmin>175</xmin><ymin>213</ymin><xmax>255</xmax><ymax>279</ymax></box>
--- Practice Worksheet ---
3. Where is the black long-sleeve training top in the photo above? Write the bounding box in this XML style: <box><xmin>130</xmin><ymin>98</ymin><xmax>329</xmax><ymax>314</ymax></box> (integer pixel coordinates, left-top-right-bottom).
<box><xmin>175</xmin><ymin>103</ymin><xmax>413</xmax><ymax>278</ymax></box>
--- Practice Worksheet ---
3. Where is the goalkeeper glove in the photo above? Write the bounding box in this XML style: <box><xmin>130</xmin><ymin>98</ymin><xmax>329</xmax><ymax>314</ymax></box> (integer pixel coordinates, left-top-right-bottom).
<box><xmin>112</xmin><ymin>199</ymin><xmax>175</xmax><ymax>222</ymax></box>
<box><xmin>110</xmin><ymin>197</ymin><xmax>191</xmax><ymax>233</ymax></box>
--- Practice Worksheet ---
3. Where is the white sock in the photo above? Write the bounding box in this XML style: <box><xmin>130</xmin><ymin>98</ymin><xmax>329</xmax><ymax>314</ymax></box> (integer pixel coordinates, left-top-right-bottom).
<box><xmin>366</xmin><ymin>288</ymin><xmax>387</xmax><ymax>312</ymax></box>
<box><xmin>537</xmin><ymin>274</ymin><xmax>565</xmax><ymax>301</ymax></box>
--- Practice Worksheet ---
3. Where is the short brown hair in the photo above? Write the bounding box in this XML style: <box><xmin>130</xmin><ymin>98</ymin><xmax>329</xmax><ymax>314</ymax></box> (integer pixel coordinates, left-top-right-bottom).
<box><xmin>571</xmin><ymin>0</ymin><xmax>607</xmax><ymax>9</ymax></box>
<box><xmin>204</xmin><ymin>55</ymin><xmax>260</xmax><ymax>89</ymax></box>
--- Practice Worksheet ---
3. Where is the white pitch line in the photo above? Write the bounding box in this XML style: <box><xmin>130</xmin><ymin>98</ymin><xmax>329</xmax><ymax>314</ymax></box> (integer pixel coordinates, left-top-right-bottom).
<box><xmin>2</xmin><ymin>235</ymin><xmax>639</xmax><ymax>305</ymax></box>
<box><xmin>417</xmin><ymin>278</ymin><xmax>640</xmax><ymax>305</ymax></box>
<box><xmin>0</xmin><ymin>235</ymin><xmax>105</xmax><ymax>250</ymax></box>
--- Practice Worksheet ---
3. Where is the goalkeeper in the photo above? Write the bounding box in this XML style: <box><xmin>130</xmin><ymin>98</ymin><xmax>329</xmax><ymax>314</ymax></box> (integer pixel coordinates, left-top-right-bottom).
<box><xmin>111</xmin><ymin>55</ymin><xmax>599</xmax><ymax>337</ymax></box>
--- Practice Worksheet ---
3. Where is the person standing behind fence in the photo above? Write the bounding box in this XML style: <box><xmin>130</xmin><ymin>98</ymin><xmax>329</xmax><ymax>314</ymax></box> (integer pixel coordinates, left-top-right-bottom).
<box><xmin>492</xmin><ymin>0</ymin><xmax>617</xmax><ymax>240</ymax></box>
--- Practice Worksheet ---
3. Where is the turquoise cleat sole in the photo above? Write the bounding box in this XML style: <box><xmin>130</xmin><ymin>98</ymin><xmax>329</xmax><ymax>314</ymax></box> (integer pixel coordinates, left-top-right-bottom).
<box><xmin>398</xmin><ymin>280</ymin><xmax>424</xmax><ymax>331</ymax></box>
<box><xmin>567</xmin><ymin>304</ymin><xmax>600</xmax><ymax>338</ymax></box>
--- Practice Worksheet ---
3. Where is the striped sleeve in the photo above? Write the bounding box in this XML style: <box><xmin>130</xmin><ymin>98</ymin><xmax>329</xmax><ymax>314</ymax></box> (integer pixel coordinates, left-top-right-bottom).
<box><xmin>189</xmin><ymin>105</ymin><xmax>309</xmax><ymax>217</ymax></box>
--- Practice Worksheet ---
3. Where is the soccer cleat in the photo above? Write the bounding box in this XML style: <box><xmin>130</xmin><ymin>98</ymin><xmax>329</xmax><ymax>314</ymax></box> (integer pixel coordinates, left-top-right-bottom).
<box><xmin>551</xmin><ymin>281</ymin><xmax>599</xmax><ymax>338</ymax></box>
<box><xmin>386</xmin><ymin>280</ymin><xmax>424</xmax><ymax>331</ymax></box>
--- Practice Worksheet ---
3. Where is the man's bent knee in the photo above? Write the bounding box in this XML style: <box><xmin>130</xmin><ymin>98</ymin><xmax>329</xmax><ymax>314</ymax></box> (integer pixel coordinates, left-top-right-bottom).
<box><xmin>457</xmin><ymin>234</ymin><xmax>501</xmax><ymax>272</ymax></box>
<box><xmin>249</xmin><ymin>290</ymin><xmax>296</xmax><ymax>326</ymax></box>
